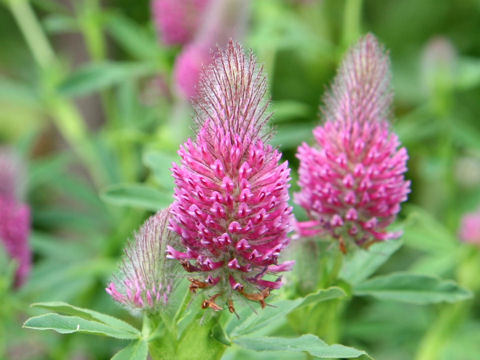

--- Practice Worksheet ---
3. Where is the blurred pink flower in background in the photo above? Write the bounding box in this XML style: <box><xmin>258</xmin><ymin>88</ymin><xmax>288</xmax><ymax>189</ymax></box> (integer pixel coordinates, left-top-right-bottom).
<box><xmin>0</xmin><ymin>148</ymin><xmax>31</xmax><ymax>287</ymax></box>
<box><xmin>173</xmin><ymin>43</ymin><xmax>211</xmax><ymax>99</ymax></box>
<box><xmin>459</xmin><ymin>208</ymin><xmax>480</xmax><ymax>245</ymax></box>
<box><xmin>151</xmin><ymin>0</ymin><xmax>211</xmax><ymax>46</ymax></box>
<box><xmin>295</xmin><ymin>34</ymin><xmax>410</xmax><ymax>249</ymax></box>
<box><xmin>106</xmin><ymin>209</ymin><xmax>180</xmax><ymax>312</ymax></box>
<box><xmin>172</xmin><ymin>0</ymin><xmax>250</xmax><ymax>99</ymax></box>
<box><xmin>168</xmin><ymin>41</ymin><xmax>293</xmax><ymax>310</ymax></box>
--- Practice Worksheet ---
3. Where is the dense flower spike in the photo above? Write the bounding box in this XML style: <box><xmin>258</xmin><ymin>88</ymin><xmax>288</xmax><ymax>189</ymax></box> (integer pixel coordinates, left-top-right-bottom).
<box><xmin>151</xmin><ymin>0</ymin><xmax>210</xmax><ymax>46</ymax></box>
<box><xmin>106</xmin><ymin>209</ymin><xmax>179</xmax><ymax>312</ymax></box>
<box><xmin>169</xmin><ymin>41</ymin><xmax>293</xmax><ymax>310</ymax></box>
<box><xmin>459</xmin><ymin>208</ymin><xmax>480</xmax><ymax>245</ymax></box>
<box><xmin>0</xmin><ymin>148</ymin><xmax>31</xmax><ymax>287</ymax></box>
<box><xmin>295</xmin><ymin>34</ymin><xmax>410</xmax><ymax>248</ymax></box>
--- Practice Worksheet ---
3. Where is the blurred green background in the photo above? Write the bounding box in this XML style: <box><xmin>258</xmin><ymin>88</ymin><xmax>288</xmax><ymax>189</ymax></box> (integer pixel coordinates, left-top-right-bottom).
<box><xmin>1</xmin><ymin>0</ymin><xmax>480</xmax><ymax>359</ymax></box>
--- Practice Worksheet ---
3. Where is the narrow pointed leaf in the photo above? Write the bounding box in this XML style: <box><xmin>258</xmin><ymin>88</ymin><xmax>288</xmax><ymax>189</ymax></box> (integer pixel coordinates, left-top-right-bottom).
<box><xmin>23</xmin><ymin>313</ymin><xmax>139</xmax><ymax>339</ymax></box>
<box><xmin>31</xmin><ymin>301</ymin><xmax>140</xmax><ymax>336</ymax></box>
<box><xmin>233</xmin><ymin>335</ymin><xmax>369</xmax><ymax>359</ymax></box>
<box><xmin>340</xmin><ymin>240</ymin><xmax>403</xmax><ymax>285</ymax></box>
<box><xmin>100</xmin><ymin>183</ymin><xmax>172</xmax><ymax>211</ymax></box>
<box><xmin>353</xmin><ymin>272</ymin><xmax>472</xmax><ymax>304</ymax></box>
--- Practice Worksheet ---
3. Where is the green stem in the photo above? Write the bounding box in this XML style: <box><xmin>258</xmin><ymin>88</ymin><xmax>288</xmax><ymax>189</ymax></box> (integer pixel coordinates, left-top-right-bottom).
<box><xmin>8</xmin><ymin>0</ymin><xmax>106</xmax><ymax>187</ymax></box>
<box><xmin>342</xmin><ymin>0</ymin><xmax>363</xmax><ymax>48</ymax></box>
<box><xmin>7</xmin><ymin>0</ymin><xmax>55</xmax><ymax>69</ymax></box>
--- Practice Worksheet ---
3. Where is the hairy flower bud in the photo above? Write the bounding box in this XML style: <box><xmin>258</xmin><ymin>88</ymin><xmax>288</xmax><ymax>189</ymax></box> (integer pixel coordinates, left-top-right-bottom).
<box><xmin>0</xmin><ymin>148</ymin><xmax>30</xmax><ymax>287</ymax></box>
<box><xmin>151</xmin><ymin>0</ymin><xmax>211</xmax><ymax>46</ymax></box>
<box><xmin>106</xmin><ymin>209</ymin><xmax>179</xmax><ymax>312</ymax></box>
<box><xmin>295</xmin><ymin>34</ymin><xmax>410</xmax><ymax>249</ymax></box>
<box><xmin>168</xmin><ymin>41</ymin><xmax>293</xmax><ymax>311</ymax></box>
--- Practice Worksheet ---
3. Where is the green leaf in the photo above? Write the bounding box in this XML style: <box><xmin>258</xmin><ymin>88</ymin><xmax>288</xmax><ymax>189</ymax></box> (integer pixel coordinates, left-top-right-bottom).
<box><xmin>233</xmin><ymin>335</ymin><xmax>368</xmax><ymax>359</ymax></box>
<box><xmin>142</xmin><ymin>150</ymin><xmax>177</xmax><ymax>191</ymax></box>
<box><xmin>23</xmin><ymin>313</ymin><xmax>139</xmax><ymax>339</ymax></box>
<box><xmin>455</xmin><ymin>57</ymin><xmax>480</xmax><ymax>90</ymax></box>
<box><xmin>58</xmin><ymin>62</ymin><xmax>154</xmax><ymax>97</ymax></box>
<box><xmin>111</xmin><ymin>340</ymin><xmax>149</xmax><ymax>360</ymax></box>
<box><xmin>226</xmin><ymin>299</ymin><xmax>302</xmax><ymax>337</ymax></box>
<box><xmin>43</xmin><ymin>14</ymin><xmax>78</xmax><ymax>33</ymax></box>
<box><xmin>296</xmin><ymin>287</ymin><xmax>346</xmax><ymax>308</ymax></box>
<box><xmin>105</xmin><ymin>12</ymin><xmax>164</xmax><ymax>62</ymax></box>
<box><xmin>353</xmin><ymin>272</ymin><xmax>473</xmax><ymax>304</ymax></box>
<box><xmin>31</xmin><ymin>301</ymin><xmax>140</xmax><ymax>337</ymax></box>
<box><xmin>271</xmin><ymin>100</ymin><xmax>312</xmax><ymax>123</ymax></box>
<box><xmin>402</xmin><ymin>206</ymin><xmax>456</xmax><ymax>253</ymax></box>
<box><xmin>340</xmin><ymin>240</ymin><xmax>403</xmax><ymax>285</ymax></box>
<box><xmin>100</xmin><ymin>183</ymin><xmax>172</xmax><ymax>211</ymax></box>
<box><xmin>271</xmin><ymin>123</ymin><xmax>315</xmax><ymax>149</ymax></box>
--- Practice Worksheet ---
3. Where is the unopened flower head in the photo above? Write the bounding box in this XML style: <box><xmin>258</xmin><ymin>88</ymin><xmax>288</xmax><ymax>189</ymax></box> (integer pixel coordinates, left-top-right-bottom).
<box><xmin>459</xmin><ymin>208</ymin><xmax>480</xmax><ymax>245</ymax></box>
<box><xmin>295</xmin><ymin>34</ymin><xmax>410</xmax><ymax>248</ymax></box>
<box><xmin>151</xmin><ymin>0</ymin><xmax>210</xmax><ymax>46</ymax></box>
<box><xmin>168</xmin><ymin>41</ymin><xmax>293</xmax><ymax>311</ymax></box>
<box><xmin>106</xmin><ymin>209</ymin><xmax>179</xmax><ymax>313</ymax></box>
<box><xmin>0</xmin><ymin>148</ymin><xmax>31</xmax><ymax>287</ymax></box>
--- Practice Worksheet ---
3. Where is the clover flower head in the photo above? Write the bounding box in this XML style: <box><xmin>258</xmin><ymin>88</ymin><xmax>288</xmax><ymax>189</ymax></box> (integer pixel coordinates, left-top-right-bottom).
<box><xmin>106</xmin><ymin>209</ymin><xmax>179</xmax><ymax>312</ymax></box>
<box><xmin>151</xmin><ymin>0</ymin><xmax>210</xmax><ymax>46</ymax></box>
<box><xmin>459</xmin><ymin>208</ymin><xmax>480</xmax><ymax>245</ymax></box>
<box><xmin>168</xmin><ymin>41</ymin><xmax>294</xmax><ymax>311</ymax></box>
<box><xmin>174</xmin><ymin>43</ymin><xmax>212</xmax><ymax>99</ymax></box>
<box><xmin>173</xmin><ymin>0</ymin><xmax>250</xmax><ymax>99</ymax></box>
<box><xmin>0</xmin><ymin>148</ymin><xmax>30</xmax><ymax>287</ymax></box>
<box><xmin>295</xmin><ymin>34</ymin><xmax>410</xmax><ymax>248</ymax></box>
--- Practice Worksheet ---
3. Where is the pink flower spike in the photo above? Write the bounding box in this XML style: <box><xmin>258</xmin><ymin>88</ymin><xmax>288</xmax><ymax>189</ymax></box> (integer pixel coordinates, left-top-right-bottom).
<box><xmin>170</xmin><ymin>41</ymin><xmax>294</xmax><ymax>309</ymax></box>
<box><xmin>295</xmin><ymin>34</ymin><xmax>410</xmax><ymax>249</ymax></box>
<box><xmin>151</xmin><ymin>0</ymin><xmax>211</xmax><ymax>46</ymax></box>
<box><xmin>0</xmin><ymin>148</ymin><xmax>31</xmax><ymax>288</ymax></box>
<box><xmin>459</xmin><ymin>208</ymin><xmax>480</xmax><ymax>245</ymax></box>
<box><xmin>106</xmin><ymin>209</ymin><xmax>180</xmax><ymax>313</ymax></box>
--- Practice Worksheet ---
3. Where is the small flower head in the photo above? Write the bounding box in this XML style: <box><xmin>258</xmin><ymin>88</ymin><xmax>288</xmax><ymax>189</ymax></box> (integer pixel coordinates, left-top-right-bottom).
<box><xmin>168</xmin><ymin>41</ymin><xmax>293</xmax><ymax>310</ymax></box>
<box><xmin>174</xmin><ymin>43</ymin><xmax>212</xmax><ymax>99</ymax></box>
<box><xmin>459</xmin><ymin>208</ymin><xmax>480</xmax><ymax>245</ymax></box>
<box><xmin>173</xmin><ymin>0</ymin><xmax>250</xmax><ymax>99</ymax></box>
<box><xmin>0</xmin><ymin>148</ymin><xmax>31</xmax><ymax>287</ymax></box>
<box><xmin>106</xmin><ymin>209</ymin><xmax>180</xmax><ymax>313</ymax></box>
<box><xmin>295</xmin><ymin>34</ymin><xmax>410</xmax><ymax>248</ymax></box>
<box><xmin>151</xmin><ymin>0</ymin><xmax>210</xmax><ymax>46</ymax></box>
<box><xmin>0</xmin><ymin>198</ymin><xmax>30</xmax><ymax>287</ymax></box>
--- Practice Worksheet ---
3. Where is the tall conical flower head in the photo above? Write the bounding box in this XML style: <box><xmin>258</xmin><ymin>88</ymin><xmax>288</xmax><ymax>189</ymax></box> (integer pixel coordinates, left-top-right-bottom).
<box><xmin>295</xmin><ymin>34</ymin><xmax>410</xmax><ymax>248</ymax></box>
<box><xmin>151</xmin><ymin>0</ymin><xmax>211</xmax><ymax>46</ymax></box>
<box><xmin>106</xmin><ymin>209</ymin><xmax>179</xmax><ymax>313</ymax></box>
<box><xmin>168</xmin><ymin>41</ymin><xmax>294</xmax><ymax>311</ymax></box>
<box><xmin>0</xmin><ymin>148</ymin><xmax>31</xmax><ymax>287</ymax></box>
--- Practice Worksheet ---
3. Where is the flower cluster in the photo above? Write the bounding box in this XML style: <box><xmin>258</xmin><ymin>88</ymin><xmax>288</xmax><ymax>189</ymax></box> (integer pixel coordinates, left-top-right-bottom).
<box><xmin>167</xmin><ymin>41</ymin><xmax>294</xmax><ymax>310</ymax></box>
<box><xmin>106</xmin><ymin>209</ymin><xmax>179</xmax><ymax>312</ymax></box>
<box><xmin>295</xmin><ymin>34</ymin><xmax>410</xmax><ymax>249</ymax></box>
<box><xmin>0</xmin><ymin>148</ymin><xmax>31</xmax><ymax>287</ymax></box>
